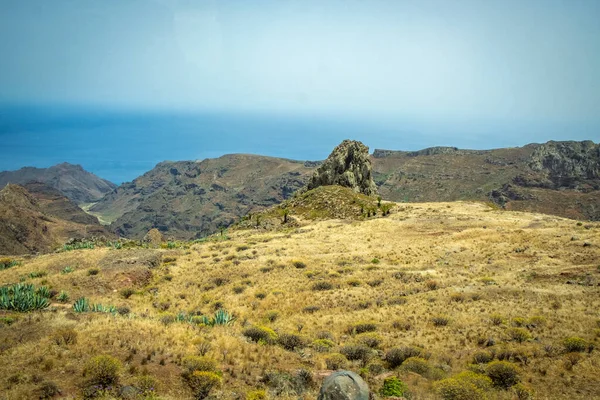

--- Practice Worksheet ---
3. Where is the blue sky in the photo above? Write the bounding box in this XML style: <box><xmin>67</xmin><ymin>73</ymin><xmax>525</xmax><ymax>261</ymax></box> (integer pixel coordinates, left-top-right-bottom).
<box><xmin>0</xmin><ymin>0</ymin><xmax>599</xmax><ymax>182</ymax></box>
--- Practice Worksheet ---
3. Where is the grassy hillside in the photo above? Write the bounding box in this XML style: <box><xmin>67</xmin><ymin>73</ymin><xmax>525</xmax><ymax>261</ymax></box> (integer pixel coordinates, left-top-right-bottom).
<box><xmin>1</xmin><ymin>195</ymin><xmax>598</xmax><ymax>399</ymax></box>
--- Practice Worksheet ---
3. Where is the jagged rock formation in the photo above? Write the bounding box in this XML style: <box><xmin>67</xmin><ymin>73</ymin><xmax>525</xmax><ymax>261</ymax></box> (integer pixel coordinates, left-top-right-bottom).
<box><xmin>307</xmin><ymin>140</ymin><xmax>378</xmax><ymax>196</ymax></box>
<box><xmin>0</xmin><ymin>162</ymin><xmax>116</xmax><ymax>204</ymax></box>
<box><xmin>525</xmin><ymin>140</ymin><xmax>600</xmax><ymax>190</ymax></box>
<box><xmin>318</xmin><ymin>370</ymin><xmax>370</xmax><ymax>400</ymax></box>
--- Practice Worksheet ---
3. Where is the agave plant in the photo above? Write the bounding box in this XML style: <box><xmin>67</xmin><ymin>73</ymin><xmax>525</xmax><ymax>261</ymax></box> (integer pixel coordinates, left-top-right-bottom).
<box><xmin>36</xmin><ymin>286</ymin><xmax>51</xmax><ymax>298</ymax></box>
<box><xmin>73</xmin><ymin>297</ymin><xmax>90</xmax><ymax>313</ymax></box>
<box><xmin>0</xmin><ymin>283</ymin><xmax>50</xmax><ymax>312</ymax></box>
<box><xmin>213</xmin><ymin>309</ymin><xmax>236</xmax><ymax>326</ymax></box>
<box><xmin>57</xmin><ymin>290</ymin><xmax>70</xmax><ymax>303</ymax></box>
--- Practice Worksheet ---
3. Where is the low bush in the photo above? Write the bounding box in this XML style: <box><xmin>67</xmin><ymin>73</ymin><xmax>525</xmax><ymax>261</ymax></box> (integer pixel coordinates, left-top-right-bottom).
<box><xmin>357</xmin><ymin>332</ymin><xmax>381</xmax><ymax>348</ymax></box>
<box><xmin>563</xmin><ymin>337</ymin><xmax>588</xmax><ymax>353</ymax></box>
<box><xmin>485</xmin><ymin>361</ymin><xmax>520</xmax><ymax>389</ymax></box>
<box><xmin>402</xmin><ymin>357</ymin><xmax>429</xmax><ymax>375</ymax></box>
<box><xmin>53</xmin><ymin>328</ymin><xmax>78</xmax><ymax>346</ymax></box>
<box><xmin>187</xmin><ymin>371</ymin><xmax>222</xmax><ymax>399</ymax></box>
<box><xmin>325</xmin><ymin>353</ymin><xmax>348</xmax><ymax>370</ymax></box>
<box><xmin>292</xmin><ymin>260</ymin><xmax>307</xmax><ymax>269</ymax></box>
<box><xmin>84</xmin><ymin>355</ymin><xmax>121</xmax><ymax>386</ymax></box>
<box><xmin>472</xmin><ymin>351</ymin><xmax>494</xmax><ymax>364</ymax></box>
<box><xmin>312</xmin><ymin>339</ymin><xmax>335</xmax><ymax>352</ymax></box>
<box><xmin>434</xmin><ymin>378</ymin><xmax>486</xmax><ymax>400</ymax></box>
<box><xmin>278</xmin><ymin>333</ymin><xmax>305</xmax><ymax>351</ymax></box>
<box><xmin>379</xmin><ymin>377</ymin><xmax>408</xmax><ymax>397</ymax></box>
<box><xmin>119</xmin><ymin>288</ymin><xmax>135</xmax><ymax>299</ymax></box>
<box><xmin>347</xmin><ymin>322</ymin><xmax>377</xmax><ymax>334</ymax></box>
<box><xmin>243</xmin><ymin>326</ymin><xmax>278</xmax><ymax>344</ymax></box>
<box><xmin>432</xmin><ymin>316</ymin><xmax>450</xmax><ymax>327</ymax></box>
<box><xmin>508</xmin><ymin>328</ymin><xmax>532</xmax><ymax>343</ymax></box>
<box><xmin>340</xmin><ymin>345</ymin><xmax>372</xmax><ymax>364</ymax></box>
<box><xmin>246</xmin><ymin>389</ymin><xmax>267</xmax><ymax>400</ymax></box>
<box><xmin>385</xmin><ymin>346</ymin><xmax>423</xmax><ymax>368</ymax></box>
<box><xmin>312</xmin><ymin>281</ymin><xmax>333</xmax><ymax>291</ymax></box>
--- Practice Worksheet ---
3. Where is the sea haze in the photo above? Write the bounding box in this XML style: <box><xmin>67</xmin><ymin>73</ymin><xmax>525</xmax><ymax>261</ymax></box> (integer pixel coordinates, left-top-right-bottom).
<box><xmin>0</xmin><ymin>104</ymin><xmax>597</xmax><ymax>184</ymax></box>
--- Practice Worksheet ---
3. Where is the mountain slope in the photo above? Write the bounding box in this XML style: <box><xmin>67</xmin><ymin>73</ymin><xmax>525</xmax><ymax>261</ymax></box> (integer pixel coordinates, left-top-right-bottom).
<box><xmin>0</xmin><ymin>184</ymin><xmax>112</xmax><ymax>255</ymax></box>
<box><xmin>372</xmin><ymin>140</ymin><xmax>600</xmax><ymax>220</ymax></box>
<box><xmin>90</xmin><ymin>154</ymin><xmax>316</xmax><ymax>240</ymax></box>
<box><xmin>0</xmin><ymin>162</ymin><xmax>116</xmax><ymax>204</ymax></box>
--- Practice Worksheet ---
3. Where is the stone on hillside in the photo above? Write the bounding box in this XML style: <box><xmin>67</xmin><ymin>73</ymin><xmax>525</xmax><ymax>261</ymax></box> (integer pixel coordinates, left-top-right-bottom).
<box><xmin>143</xmin><ymin>228</ymin><xmax>165</xmax><ymax>246</ymax></box>
<box><xmin>307</xmin><ymin>140</ymin><xmax>378</xmax><ymax>196</ymax></box>
<box><xmin>318</xmin><ymin>370</ymin><xmax>370</xmax><ymax>400</ymax></box>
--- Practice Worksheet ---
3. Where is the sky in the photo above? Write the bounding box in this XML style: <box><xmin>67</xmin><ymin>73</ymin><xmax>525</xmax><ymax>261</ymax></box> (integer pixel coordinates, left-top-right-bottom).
<box><xmin>0</xmin><ymin>0</ymin><xmax>599</xmax><ymax>183</ymax></box>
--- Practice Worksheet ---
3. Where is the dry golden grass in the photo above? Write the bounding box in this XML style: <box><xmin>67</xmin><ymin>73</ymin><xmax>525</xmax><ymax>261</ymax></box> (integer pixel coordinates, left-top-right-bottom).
<box><xmin>1</xmin><ymin>200</ymin><xmax>599</xmax><ymax>399</ymax></box>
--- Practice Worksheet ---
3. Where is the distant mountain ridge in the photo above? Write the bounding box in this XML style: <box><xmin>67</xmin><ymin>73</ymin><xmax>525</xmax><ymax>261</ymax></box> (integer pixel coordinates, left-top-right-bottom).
<box><xmin>0</xmin><ymin>162</ymin><xmax>116</xmax><ymax>204</ymax></box>
<box><xmin>87</xmin><ymin>140</ymin><xmax>600</xmax><ymax>240</ymax></box>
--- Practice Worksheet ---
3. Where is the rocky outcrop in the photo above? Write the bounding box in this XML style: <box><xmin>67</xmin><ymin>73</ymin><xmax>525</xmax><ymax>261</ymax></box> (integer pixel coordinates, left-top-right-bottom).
<box><xmin>527</xmin><ymin>141</ymin><xmax>600</xmax><ymax>189</ymax></box>
<box><xmin>307</xmin><ymin>140</ymin><xmax>378</xmax><ymax>196</ymax></box>
<box><xmin>318</xmin><ymin>370</ymin><xmax>370</xmax><ymax>400</ymax></box>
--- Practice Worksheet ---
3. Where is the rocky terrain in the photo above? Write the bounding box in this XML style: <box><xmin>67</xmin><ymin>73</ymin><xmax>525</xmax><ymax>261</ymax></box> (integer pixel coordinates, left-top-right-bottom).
<box><xmin>89</xmin><ymin>154</ymin><xmax>316</xmax><ymax>240</ymax></box>
<box><xmin>0</xmin><ymin>184</ymin><xmax>112</xmax><ymax>255</ymax></box>
<box><xmin>0</xmin><ymin>162</ymin><xmax>116</xmax><ymax>204</ymax></box>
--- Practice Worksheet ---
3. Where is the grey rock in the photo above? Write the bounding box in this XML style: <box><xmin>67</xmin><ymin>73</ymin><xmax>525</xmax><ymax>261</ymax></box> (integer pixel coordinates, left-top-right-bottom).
<box><xmin>307</xmin><ymin>140</ymin><xmax>378</xmax><ymax>196</ymax></box>
<box><xmin>528</xmin><ymin>140</ymin><xmax>600</xmax><ymax>189</ymax></box>
<box><xmin>318</xmin><ymin>370</ymin><xmax>370</xmax><ymax>400</ymax></box>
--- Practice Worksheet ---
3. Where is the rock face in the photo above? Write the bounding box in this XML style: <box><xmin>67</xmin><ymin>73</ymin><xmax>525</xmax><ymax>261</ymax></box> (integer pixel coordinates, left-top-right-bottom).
<box><xmin>318</xmin><ymin>370</ymin><xmax>370</xmax><ymax>400</ymax></box>
<box><xmin>307</xmin><ymin>140</ymin><xmax>378</xmax><ymax>196</ymax></box>
<box><xmin>527</xmin><ymin>140</ymin><xmax>600</xmax><ymax>189</ymax></box>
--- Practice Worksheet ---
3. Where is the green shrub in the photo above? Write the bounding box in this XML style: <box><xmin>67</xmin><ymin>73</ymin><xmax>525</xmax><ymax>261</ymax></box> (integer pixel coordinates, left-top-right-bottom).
<box><xmin>87</xmin><ymin>268</ymin><xmax>99</xmax><ymax>276</ymax></box>
<box><xmin>385</xmin><ymin>346</ymin><xmax>423</xmax><ymax>368</ymax></box>
<box><xmin>472</xmin><ymin>351</ymin><xmax>494</xmax><ymax>364</ymax></box>
<box><xmin>513</xmin><ymin>383</ymin><xmax>534</xmax><ymax>399</ymax></box>
<box><xmin>182</xmin><ymin>356</ymin><xmax>217</xmax><ymax>379</ymax></box>
<box><xmin>432</xmin><ymin>316</ymin><xmax>450</xmax><ymax>326</ymax></box>
<box><xmin>61</xmin><ymin>266</ymin><xmax>74</xmax><ymax>274</ymax></box>
<box><xmin>379</xmin><ymin>377</ymin><xmax>408</xmax><ymax>397</ymax></box>
<box><xmin>508</xmin><ymin>328</ymin><xmax>531</xmax><ymax>343</ymax></box>
<box><xmin>186</xmin><ymin>371</ymin><xmax>222</xmax><ymax>399</ymax></box>
<box><xmin>38</xmin><ymin>381</ymin><xmax>60</xmax><ymax>399</ymax></box>
<box><xmin>434</xmin><ymin>378</ymin><xmax>486</xmax><ymax>400</ymax></box>
<box><xmin>84</xmin><ymin>355</ymin><xmax>121</xmax><ymax>386</ymax></box>
<box><xmin>57</xmin><ymin>290</ymin><xmax>69</xmax><ymax>303</ymax></box>
<box><xmin>292</xmin><ymin>260</ymin><xmax>307</xmax><ymax>269</ymax></box>
<box><xmin>563</xmin><ymin>337</ymin><xmax>588</xmax><ymax>353</ymax></box>
<box><xmin>402</xmin><ymin>357</ymin><xmax>429</xmax><ymax>375</ymax></box>
<box><xmin>325</xmin><ymin>353</ymin><xmax>348</xmax><ymax>370</ymax></box>
<box><xmin>453</xmin><ymin>371</ymin><xmax>492</xmax><ymax>390</ymax></box>
<box><xmin>243</xmin><ymin>326</ymin><xmax>278</xmax><ymax>344</ymax></box>
<box><xmin>340</xmin><ymin>345</ymin><xmax>372</xmax><ymax>364</ymax></box>
<box><xmin>0</xmin><ymin>283</ymin><xmax>50</xmax><ymax>312</ymax></box>
<box><xmin>485</xmin><ymin>361</ymin><xmax>520</xmax><ymax>389</ymax></box>
<box><xmin>347</xmin><ymin>322</ymin><xmax>377</xmax><ymax>334</ymax></box>
<box><xmin>312</xmin><ymin>339</ymin><xmax>335</xmax><ymax>352</ymax></box>
<box><xmin>278</xmin><ymin>333</ymin><xmax>306</xmax><ymax>351</ymax></box>
<box><xmin>264</xmin><ymin>310</ymin><xmax>279</xmax><ymax>322</ymax></box>
<box><xmin>312</xmin><ymin>281</ymin><xmax>333</xmax><ymax>291</ymax></box>
<box><xmin>0</xmin><ymin>258</ymin><xmax>19</xmax><ymax>270</ymax></box>
<box><xmin>357</xmin><ymin>332</ymin><xmax>381</xmax><ymax>348</ymax></box>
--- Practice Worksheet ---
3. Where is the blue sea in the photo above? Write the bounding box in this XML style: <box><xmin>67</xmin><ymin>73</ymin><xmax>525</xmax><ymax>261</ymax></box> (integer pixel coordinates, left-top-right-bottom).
<box><xmin>0</xmin><ymin>104</ymin><xmax>597</xmax><ymax>184</ymax></box>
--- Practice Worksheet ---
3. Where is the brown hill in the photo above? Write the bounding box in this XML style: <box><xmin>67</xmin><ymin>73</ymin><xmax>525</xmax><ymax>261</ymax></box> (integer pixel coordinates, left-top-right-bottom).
<box><xmin>0</xmin><ymin>162</ymin><xmax>116</xmax><ymax>204</ymax></box>
<box><xmin>89</xmin><ymin>154</ymin><xmax>316</xmax><ymax>240</ymax></box>
<box><xmin>0</xmin><ymin>184</ymin><xmax>112</xmax><ymax>255</ymax></box>
<box><xmin>88</xmin><ymin>140</ymin><xmax>599</xmax><ymax>240</ymax></box>
<box><xmin>372</xmin><ymin>140</ymin><xmax>600</xmax><ymax>220</ymax></box>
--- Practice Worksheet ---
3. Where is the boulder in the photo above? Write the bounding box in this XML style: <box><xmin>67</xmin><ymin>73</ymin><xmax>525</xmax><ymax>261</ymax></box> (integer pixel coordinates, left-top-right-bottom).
<box><xmin>143</xmin><ymin>228</ymin><xmax>165</xmax><ymax>246</ymax></box>
<box><xmin>318</xmin><ymin>370</ymin><xmax>370</xmax><ymax>400</ymax></box>
<box><xmin>307</xmin><ymin>140</ymin><xmax>378</xmax><ymax>196</ymax></box>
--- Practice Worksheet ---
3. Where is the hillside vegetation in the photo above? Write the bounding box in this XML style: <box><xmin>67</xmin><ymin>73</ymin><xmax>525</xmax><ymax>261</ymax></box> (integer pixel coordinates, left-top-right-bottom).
<box><xmin>1</xmin><ymin>192</ymin><xmax>598</xmax><ymax>399</ymax></box>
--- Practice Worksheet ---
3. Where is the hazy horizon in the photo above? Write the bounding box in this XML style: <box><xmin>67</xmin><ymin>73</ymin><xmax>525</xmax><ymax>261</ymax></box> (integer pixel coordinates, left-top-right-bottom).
<box><xmin>1</xmin><ymin>0</ymin><xmax>599</xmax><ymax>183</ymax></box>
